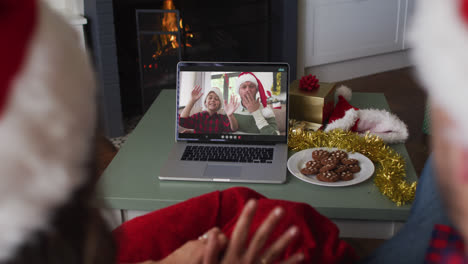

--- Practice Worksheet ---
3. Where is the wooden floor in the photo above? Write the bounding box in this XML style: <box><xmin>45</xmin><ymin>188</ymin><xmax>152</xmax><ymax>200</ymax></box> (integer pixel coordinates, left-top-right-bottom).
<box><xmin>95</xmin><ymin>67</ymin><xmax>430</xmax><ymax>259</ymax></box>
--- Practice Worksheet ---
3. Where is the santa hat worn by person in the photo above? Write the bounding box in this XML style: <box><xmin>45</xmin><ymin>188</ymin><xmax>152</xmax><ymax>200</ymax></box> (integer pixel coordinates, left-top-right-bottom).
<box><xmin>408</xmin><ymin>0</ymin><xmax>468</xmax><ymax>145</ymax></box>
<box><xmin>324</xmin><ymin>86</ymin><xmax>409</xmax><ymax>144</ymax></box>
<box><xmin>236</xmin><ymin>72</ymin><xmax>275</xmax><ymax>118</ymax></box>
<box><xmin>0</xmin><ymin>0</ymin><xmax>96</xmax><ymax>261</ymax></box>
<box><xmin>202</xmin><ymin>86</ymin><xmax>223</xmax><ymax>111</ymax></box>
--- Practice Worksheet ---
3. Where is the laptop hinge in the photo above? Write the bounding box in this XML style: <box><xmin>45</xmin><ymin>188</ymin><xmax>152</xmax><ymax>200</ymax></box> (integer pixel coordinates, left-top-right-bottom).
<box><xmin>186</xmin><ymin>141</ymin><xmax>277</xmax><ymax>146</ymax></box>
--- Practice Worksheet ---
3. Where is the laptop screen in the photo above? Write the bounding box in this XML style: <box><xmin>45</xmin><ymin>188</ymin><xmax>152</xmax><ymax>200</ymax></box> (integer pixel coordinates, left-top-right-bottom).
<box><xmin>176</xmin><ymin>62</ymin><xmax>289</xmax><ymax>143</ymax></box>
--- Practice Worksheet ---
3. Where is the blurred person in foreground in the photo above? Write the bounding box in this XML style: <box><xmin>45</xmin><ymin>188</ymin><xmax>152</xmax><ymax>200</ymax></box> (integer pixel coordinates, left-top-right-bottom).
<box><xmin>0</xmin><ymin>0</ymin><xmax>356</xmax><ymax>263</ymax></box>
<box><xmin>361</xmin><ymin>0</ymin><xmax>468</xmax><ymax>263</ymax></box>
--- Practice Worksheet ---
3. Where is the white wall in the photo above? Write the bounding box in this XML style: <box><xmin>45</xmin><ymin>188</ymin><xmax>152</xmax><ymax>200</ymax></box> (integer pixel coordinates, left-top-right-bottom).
<box><xmin>297</xmin><ymin>0</ymin><xmax>414</xmax><ymax>82</ymax></box>
<box><xmin>179</xmin><ymin>72</ymin><xmax>196</xmax><ymax>108</ymax></box>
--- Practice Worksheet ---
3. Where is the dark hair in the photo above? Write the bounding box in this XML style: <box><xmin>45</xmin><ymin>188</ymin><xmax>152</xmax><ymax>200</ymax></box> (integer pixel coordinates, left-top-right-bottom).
<box><xmin>5</xmin><ymin>144</ymin><xmax>116</xmax><ymax>264</ymax></box>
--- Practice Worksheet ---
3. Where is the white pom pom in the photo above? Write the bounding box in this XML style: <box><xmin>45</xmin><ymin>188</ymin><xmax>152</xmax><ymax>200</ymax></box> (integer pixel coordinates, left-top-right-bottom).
<box><xmin>335</xmin><ymin>85</ymin><xmax>352</xmax><ymax>101</ymax></box>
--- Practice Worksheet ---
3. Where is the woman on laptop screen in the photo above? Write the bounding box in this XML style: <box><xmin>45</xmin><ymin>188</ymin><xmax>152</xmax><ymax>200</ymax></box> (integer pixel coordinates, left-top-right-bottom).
<box><xmin>179</xmin><ymin>86</ymin><xmax>240</xmax><ymax>133</ymax></box>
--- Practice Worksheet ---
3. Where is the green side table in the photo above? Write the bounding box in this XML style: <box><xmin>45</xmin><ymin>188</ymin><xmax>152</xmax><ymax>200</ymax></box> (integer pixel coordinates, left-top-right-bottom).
<box><xmin>98</xmin><ymin>90</ymin><xmax>418</xmax><ymax>239</ymax></box>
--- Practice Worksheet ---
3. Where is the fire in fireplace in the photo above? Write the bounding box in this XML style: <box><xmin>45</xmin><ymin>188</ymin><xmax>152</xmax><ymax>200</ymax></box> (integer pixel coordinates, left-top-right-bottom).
<box><xmin>136</xmin><ymin>0</ymin><xmax>199</xmax><ymax>111</ymax></box>
<box><xmin>144</xmin><ymin>0</ymin><xmax>194</xmax><ymax>63</ymax></box>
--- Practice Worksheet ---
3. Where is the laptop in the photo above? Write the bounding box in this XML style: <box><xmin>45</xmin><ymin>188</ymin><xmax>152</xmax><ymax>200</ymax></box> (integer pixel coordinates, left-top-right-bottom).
<box><xmin>159</xmin><ymin>62</ymin><xmax>290</xmax><ymax>183</ymax></box>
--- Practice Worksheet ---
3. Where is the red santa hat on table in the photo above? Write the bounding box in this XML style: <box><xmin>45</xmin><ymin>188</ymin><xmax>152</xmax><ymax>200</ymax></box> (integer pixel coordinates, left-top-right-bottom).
<box><xmin>0</xmin><ymin>0</ymin><xmax>96</xmax><ymax>261</ymax></box>
<box><xmin>324</xmin><ymin>86</ymin><xmax>409</xmax><ymax>144</ymax></box>
<box><xmin>408</xmin><ymin>0</ymin><xmax>468</xmax><ymax>145</ymax></box>
<box><xmin>236</xmin><ymin>72</ymin><xmax>275</xmax><ymax>118</ymax></box>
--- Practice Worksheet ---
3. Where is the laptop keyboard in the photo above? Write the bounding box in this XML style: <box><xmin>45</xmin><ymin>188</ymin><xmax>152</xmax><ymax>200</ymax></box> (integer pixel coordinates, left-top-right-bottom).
<box><xmin>181</xmin><ymin>145</ymin><xmax>274</xmax><ymax>163</ymax></box>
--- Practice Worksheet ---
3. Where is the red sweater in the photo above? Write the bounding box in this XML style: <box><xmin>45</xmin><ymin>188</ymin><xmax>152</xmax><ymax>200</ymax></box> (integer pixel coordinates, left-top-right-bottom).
<box><xmin>113</xmin><ymin>187</ymin><xmax>357</xmax><ymax>263</ymax></box>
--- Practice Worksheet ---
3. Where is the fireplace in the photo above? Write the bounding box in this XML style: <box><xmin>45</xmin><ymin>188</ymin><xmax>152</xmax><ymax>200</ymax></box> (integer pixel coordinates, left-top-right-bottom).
<box><xmin>85</xmin><ymin>0</ymin><xmax>297</xmax><ymax>137</ymax></box>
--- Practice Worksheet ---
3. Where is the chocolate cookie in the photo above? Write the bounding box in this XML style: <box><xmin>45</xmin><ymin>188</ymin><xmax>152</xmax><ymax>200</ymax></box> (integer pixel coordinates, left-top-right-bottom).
<box><xmin>341</xmin><ymin>158</ymin><xmax>359</xmax><ymax>165</ymax></box>
<box><xmin>312</xmin><ymin>150</ymin><xmax>330</xmax><ymax>161</ymax></box>
<box><xmin>348</xmin><ymin>164</ymin><xmax>361</xmax><ymax>173</ymax></box>
<box><xmin>330</xmin><ymin>150</ymin><xmax>348</xmax><ymax>160</ymax></box>
<box><xmin>338</xmin><ymin>171</ymin><xmax>354</xmax><ymax>181</ymax></box>
<box><xmin>319</xmin><ymin>163</ymin><xmax>336</xmax><ymax>173</ymax></box>
<box><xmin>317</xmin><ymin>171</ymin><xmax>339</xmax><ymax>182</ymax></box>
<box><xmin>334</xmin><ymin>164</ymin><xmax>349</xmax><ymax>173</ymax></box>
<box><xmin>301</xmin><ymin>167</ymin><xmax>319</xmax><ymax>175</ymax></box>
<box><xmin>320</xmin><ymin>156</ymin><xmax>338</xmax><ymax>166</ymax></box>
<box><xmin>305</xmin><ymin>160</ymin><xmax>322</xmax><ymax>170</ymax></box>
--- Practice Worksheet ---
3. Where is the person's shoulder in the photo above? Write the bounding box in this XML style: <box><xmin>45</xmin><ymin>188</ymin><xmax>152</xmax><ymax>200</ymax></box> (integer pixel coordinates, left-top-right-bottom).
<box><xmin>234</xmin><ymin>113</ymin><xmax>254</xmax><ymax>120</ymax></box>
<box><xmin>187</xmin><ymin>111</ymin><xmax>205</xmax><ymax>120</ymax></box>
<box><xmin>234</xmin><ymin>109</ymin><xmax>253</xmax><ymax>116</ymax></box>
<box><xmin>261</xmin><ymin>106</ymin><xmax>275</xmax><ymax>119</ymax></box>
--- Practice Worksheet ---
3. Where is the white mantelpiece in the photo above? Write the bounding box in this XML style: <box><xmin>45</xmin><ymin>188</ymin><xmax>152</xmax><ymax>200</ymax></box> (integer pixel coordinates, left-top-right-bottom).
<box><xmin>42</xmin><ymin>0</ymin><xmax>86</xmax><ymax>27</ymax></box>
<box><xmin>42</xmin><ymin>0</ymin><xmax>87</xmax><ymax>48</ymax></box>
<box><xmin>43</xmin><ymin>0</ymin><xmax>84</xmax><ymax>16</ymax></box>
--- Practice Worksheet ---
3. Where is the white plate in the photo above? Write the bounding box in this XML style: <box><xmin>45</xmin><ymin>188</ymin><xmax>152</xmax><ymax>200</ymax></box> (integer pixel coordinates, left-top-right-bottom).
<box><xmin>287</xmin><ymin>147</ymin><xmax>375</xmax><ymax>187</ymax></box>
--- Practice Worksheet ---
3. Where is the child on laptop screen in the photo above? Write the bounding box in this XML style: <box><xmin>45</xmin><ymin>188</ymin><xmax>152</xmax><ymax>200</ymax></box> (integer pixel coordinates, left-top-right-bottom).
<box><xmin>179</xmin><ymin>86</ymin><xmax>240</xmax><ymax>133</ymax></box>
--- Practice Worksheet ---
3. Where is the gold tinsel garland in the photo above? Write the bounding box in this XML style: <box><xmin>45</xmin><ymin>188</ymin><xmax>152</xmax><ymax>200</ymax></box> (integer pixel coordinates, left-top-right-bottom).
<box><xmin>271</xmin><ymin>72</ymin><xmax>282</xmax><ymax>96</ymax></box>
<box><xmin>288</xmin><ymin>127</ymin><xmax>417</xmax><ymax>206</ymax></box>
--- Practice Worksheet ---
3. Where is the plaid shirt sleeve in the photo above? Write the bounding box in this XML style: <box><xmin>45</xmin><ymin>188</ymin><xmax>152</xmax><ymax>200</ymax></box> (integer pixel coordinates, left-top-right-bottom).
<box><xmin>424</xmin><ymin>224</ymin><xmax>467</xmax><ymax>263</ymax></box>
<box><xmin>179</xmin><ymin>113</ymin><xmax>196</xmax><ymax>129</ymax></box>
<box><xmin>219</xmin><ymin>114</ymin><xmax>232</xmax><ymax>133</ymax></box>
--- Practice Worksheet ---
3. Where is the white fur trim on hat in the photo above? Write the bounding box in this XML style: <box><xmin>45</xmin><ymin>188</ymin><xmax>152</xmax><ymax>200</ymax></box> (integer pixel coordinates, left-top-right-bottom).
<box><xmin>236</xmin><ymin>74</ymin><xmax>258</xmax><ymax>95</ymax></box>
<box><xmin>0</xmin><ymin>3</ymin><xmax>96</xmax><ymax>261</ymax></box>
<box><xmin>409</xmin><ymin>0</ymin><xmax>468</xmax><ymax>145</ymax></box>
<box><xmin>356</xmin><ymin>109</ymin><xmax>409</xmax><ymax>144</ymax></box>
<box><xmin>202</xmin><ymin>86</ymin><xmax>223</xmax><ymax>111</ymax></box>
<box><xmin>325</xmin><ymin>108</ymin><xmax>408</xmax><ymax>143</ymax></box>
<box><xmin>324</xmin><ymin>108</ymin><xmax>359</xmax><ymax>132</ymax></box>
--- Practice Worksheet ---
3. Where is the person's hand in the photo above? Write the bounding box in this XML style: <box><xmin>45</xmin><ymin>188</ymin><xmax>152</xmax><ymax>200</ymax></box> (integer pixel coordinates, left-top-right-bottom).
<box><xmin>224</xmin><ymin>95</ymin><xmax>240</xmax><ymax>116</ymax></box>
<box><xmin>161</xmin><ymin>239</ymin><xmax>205</xmax><ymax>264</ymax></box>
<box><xmin>154</xmin><ymin>227</ymin><xmax>227</xmax><ymax>264</ymax></box>
<box><xmin>190</xmin><ymin>85</ymin><xmax>203</xmax><ymax>103</ymax></box>
<box><xmin>203</xmin><ymin>200</ymin><xmax>304</xmax><ymax>264</ymax></box>
<box><xmin>241</xmin><ymin>92</ymin><xmax>260</xmax><ymax>113</ymax></box>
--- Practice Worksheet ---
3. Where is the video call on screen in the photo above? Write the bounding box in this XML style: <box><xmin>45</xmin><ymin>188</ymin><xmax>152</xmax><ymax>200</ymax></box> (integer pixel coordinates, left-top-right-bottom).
<box><xmin>177</xmin><ymin>64</ymin><xmax>288</xmax><ymax>143</ymax></box>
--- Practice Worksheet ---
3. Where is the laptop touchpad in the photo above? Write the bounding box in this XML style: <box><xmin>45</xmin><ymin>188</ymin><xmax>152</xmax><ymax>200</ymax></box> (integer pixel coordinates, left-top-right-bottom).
<box><xmin>204</xmin><ymin>165</ymin><xmax>241</xmax><ymax>178</ymax></box>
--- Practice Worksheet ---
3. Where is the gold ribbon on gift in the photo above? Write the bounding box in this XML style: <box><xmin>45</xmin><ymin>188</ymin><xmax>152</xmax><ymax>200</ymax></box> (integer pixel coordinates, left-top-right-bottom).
<box><xmin>288</xmin><ymin>124</ymin><xmax>417</xmax><ymax>206</ymax></box>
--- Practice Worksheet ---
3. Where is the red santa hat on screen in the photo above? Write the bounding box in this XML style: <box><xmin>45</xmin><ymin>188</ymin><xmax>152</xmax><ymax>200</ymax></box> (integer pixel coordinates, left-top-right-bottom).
<box><xmin>0</xmin><ymin>0</ymin><xmax>96</xmax><ymax>260</ymax></box>
<box><xmin>324</xmin><ymin>86</ymin><xmax>409</xmax><ymax>144</ymax></box>
<box><xmin>408</xmin><ymin>0</ymin><xmax>468</xmax><ymax>144</ymax></box>
<box><xmin>236</xmin><ymin>72</ymin><xmax>274</xmax><ymax>118</ymax></box>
